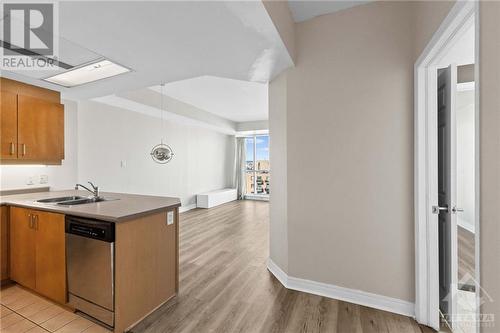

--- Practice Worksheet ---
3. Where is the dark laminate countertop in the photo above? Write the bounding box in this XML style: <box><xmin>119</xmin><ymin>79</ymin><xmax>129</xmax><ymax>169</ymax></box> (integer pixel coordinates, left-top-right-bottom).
<box><xmin>0</xmin><ymin>190</ymin><xmax>181</xmax><ymax>222</ymax></box>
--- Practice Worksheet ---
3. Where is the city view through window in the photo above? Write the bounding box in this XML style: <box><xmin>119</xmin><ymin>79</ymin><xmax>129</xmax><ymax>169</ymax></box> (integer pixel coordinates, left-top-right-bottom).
<box><xmin>245</xmin><ymin>135</ymin><xmax>269</xmax><ymax>196</ymax></box>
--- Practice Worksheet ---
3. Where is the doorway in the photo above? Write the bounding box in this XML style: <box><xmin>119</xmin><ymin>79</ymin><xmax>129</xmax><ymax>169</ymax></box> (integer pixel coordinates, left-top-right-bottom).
<box><xmin>454</xmin><ymin>72</ymin><xmax>477</xmax><ymax>333</ymax></box>
<box><xmin>437</xmin><ymin>64</ymin><xmax>476</xmax><ymax>333</ymax></box>
<box><xmin>414</xmin><ymin>1</ymin><xmax>479</xmax><ymax>332</ymax></box>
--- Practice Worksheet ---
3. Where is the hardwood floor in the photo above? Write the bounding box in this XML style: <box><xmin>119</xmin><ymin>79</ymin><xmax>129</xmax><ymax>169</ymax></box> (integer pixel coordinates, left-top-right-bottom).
<box><xmin>458</xmin><ymin>226</ymin><xmax>475</xmax><ymax>290</ymax></box>
<box><xmin>131</xmin><ymin>200</ymin><xmax>433</xmax><ymax>333</ymax></box>
<box><xmin>456</xmin><ymin>226</ymin><xmax>477</xmax><ymax>333</ymax></box>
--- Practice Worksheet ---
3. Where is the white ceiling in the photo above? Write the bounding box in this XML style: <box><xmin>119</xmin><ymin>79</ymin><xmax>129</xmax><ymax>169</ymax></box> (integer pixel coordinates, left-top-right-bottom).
<box><xmin>287</xmin><ymin>0</ymin><xmax>372</xmax><ymax>22</ymax></box>
<box><xmin>150</xmin><ymin>76</ymin><xmax>268</xmax><ymax>122</ymax></box>
<box><xmin>2</xmin><ymin>1</ymin><xmax>293</xmax><ymax>100</ymax></box>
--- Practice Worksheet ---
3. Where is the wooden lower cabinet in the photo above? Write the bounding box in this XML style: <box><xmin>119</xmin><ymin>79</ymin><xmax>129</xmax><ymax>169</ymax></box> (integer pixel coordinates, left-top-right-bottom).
<box><xmin>34</xmin><ymin>210</ymin><xmax>66</xmax><ymax>304</ymax></box>
<box><xmin>114</xmin><ymin>209</ymin><xmax>178</xmax><ymax>333</ymax></box>
<box><xmin>10</xmin><ymin>207</ymin><xmax>66</xmax><ymax>304</ymax></box>
<box><xmin>1</xmin><ymin>206</ymin><xmax>9</xmax><ymax>281</ymax></box>
<box><xmin>10</xmin><ymin>207</ymin><xmax>36</xmax><ymax>289</ymax></box>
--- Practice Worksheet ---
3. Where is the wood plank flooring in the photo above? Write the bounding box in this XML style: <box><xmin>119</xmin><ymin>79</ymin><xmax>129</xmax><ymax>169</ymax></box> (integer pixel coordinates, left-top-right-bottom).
<box><xmin>0</xmin><ymin>284</ymin><xmax>110</xmax><ymax>333</ymax></box>
<box><xmin>131</xmin><ymin>200</ymin><xmax>434</xmax><ymax>333</ymax></box>
<box><xmin>458</xmin><ymin>226</ymin><xmax>475</xmax><ymax>289</ymax></box>
<box><xmin>456</xmin><ymin>226</ymin><xmax>477</xmax><ymax>333</ymax></box>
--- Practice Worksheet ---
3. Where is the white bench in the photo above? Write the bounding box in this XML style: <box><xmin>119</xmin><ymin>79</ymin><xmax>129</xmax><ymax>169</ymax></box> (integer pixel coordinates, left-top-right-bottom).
<box><xmin>196</xmin><ymin>188</ymin><xmax>237</xmax><ymax>208</ymax></box>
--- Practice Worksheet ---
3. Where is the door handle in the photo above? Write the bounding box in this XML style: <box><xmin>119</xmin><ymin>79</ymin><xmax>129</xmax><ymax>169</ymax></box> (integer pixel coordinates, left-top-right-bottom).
<box><xmin>452</xmin><ymin>207</ymin><xmax>464</xmax><ymax>213</ymax></box>
<box><xmin>28</xmin><ymin>213</ymin><xmax>33</xmax><ymax>229</ymax></box>
<box><xmin>21</xmin><ymin>143</ymin><xmax>26</xmax><ymax>156</ymax></box>
<box><xmin>9</xmin><ymin>142</ymin><xmax>15</xmax><ymax>155</ymax></box>
<box><xmin>432</xmin><ymin>205</ymin><xmax>449</xmax><ymax>214</ymax></box>
<box><xmin>34</xmin><ymin>215</ymin><xmax>39</xmax><ymax>230</ymax></box>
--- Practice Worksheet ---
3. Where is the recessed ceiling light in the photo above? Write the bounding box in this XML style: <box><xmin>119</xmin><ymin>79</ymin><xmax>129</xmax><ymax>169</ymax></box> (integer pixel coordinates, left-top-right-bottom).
<box><xmin>43</xmin><ymin>59</ymin><xmax>130</xmax><ymax>87</ymax></box>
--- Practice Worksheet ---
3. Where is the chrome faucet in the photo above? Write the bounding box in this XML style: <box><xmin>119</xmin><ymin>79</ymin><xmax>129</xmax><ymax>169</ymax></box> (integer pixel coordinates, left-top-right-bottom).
<box><xmin>75</xmin><ymin>181</ymin><xmax>100</xmax><ymax>199</ymax></box>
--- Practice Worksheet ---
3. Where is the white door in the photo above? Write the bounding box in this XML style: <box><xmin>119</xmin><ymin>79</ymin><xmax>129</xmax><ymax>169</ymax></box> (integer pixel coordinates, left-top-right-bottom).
<box><xmin>436</xmin><ymin>64</ymin><xmax>458</xmax><ymax>330</ymax></box>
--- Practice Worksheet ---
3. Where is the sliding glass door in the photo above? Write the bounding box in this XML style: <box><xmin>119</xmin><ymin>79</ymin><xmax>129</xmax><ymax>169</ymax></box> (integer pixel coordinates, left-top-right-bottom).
<box><xmin>245</xmin><ymin>135</ymin><xmax>269</xmax><ymax>197</ymax></box>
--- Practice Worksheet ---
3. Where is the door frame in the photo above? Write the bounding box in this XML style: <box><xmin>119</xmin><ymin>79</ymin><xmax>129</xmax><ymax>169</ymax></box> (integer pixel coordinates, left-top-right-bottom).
<box><xmin>414</xmin><ymin>0</ymin><xmax>479</xmax><ymax>330</ymax></box>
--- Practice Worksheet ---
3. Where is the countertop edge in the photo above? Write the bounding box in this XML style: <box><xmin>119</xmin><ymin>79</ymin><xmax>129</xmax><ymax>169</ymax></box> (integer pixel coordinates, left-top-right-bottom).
<box><xmin>1</xmin><ymin>200</ymin><xmax>182</xmax><ymax>223</ymax></box>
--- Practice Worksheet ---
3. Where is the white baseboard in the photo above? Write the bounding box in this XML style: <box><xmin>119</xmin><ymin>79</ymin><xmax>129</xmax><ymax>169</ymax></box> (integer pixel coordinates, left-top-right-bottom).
<box><xmin>179</xmin><ymin>203</ymin><xmax>196</xmax><ymax>213</ymax></box>
<box><xmin>267</xmin><ymin>259</ymin><xmax>415</xmax><ymax>318</ymax></box>
<box><xmin>267</xmin><ymin>258</ymin><xmax>289</xmax><ymax>287</ymax></box>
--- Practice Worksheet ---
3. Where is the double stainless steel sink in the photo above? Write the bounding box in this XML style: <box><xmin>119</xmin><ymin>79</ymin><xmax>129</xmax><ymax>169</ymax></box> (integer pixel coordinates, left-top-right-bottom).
<box><xmin>36</xmin><ymin>196</ymin><xmax>110</xmax><ymax>206</ymax></box>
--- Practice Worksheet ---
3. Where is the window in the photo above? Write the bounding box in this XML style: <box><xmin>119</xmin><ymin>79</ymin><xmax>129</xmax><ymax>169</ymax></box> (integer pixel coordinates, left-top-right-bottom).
<box><xmin>245</xmin><ymin>135</ymin><xmax>269</xmax><ymax>196</ymax></box>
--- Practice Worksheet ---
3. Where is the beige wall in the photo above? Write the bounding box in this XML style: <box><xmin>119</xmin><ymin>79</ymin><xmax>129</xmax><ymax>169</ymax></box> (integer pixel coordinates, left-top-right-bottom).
<box><xmin>269</xmin><ymin>71</ymin><xmax>288</xmax><ymax>272</ymax></box>
<box><xmin>78</xmin><ymin>100</ymin><xmax>235</xmax><ymax>207</ymax></box>
<box><xmin>413</xmin><ymin>1</ymin><xmax>456</xmax><ymax>60</ymax></box>
<box><xmin>285</xmin><ymin>1</ymin><xmax>415</xmax><ymax>302</ymax></box>
<box><xmin>479</xmin><ymin>1</ymin><xmax>500</xmax><ymax>330</ymax></box>
<box><xmin>268</xmin><ymin>1</ymin><xmax>500</xmax><ymax>323</ymax></box>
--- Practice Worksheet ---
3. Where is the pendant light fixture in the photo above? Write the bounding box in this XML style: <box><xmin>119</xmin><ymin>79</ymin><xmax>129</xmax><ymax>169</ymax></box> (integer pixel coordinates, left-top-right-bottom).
<box><xmin>150</xmin><ymin>83</ymin><xmax>174</xmax><ymax>164</ymax></box>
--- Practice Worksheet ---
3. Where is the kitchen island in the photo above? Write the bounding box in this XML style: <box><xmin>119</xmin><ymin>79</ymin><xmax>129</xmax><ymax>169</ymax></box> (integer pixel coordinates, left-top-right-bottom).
<box><xmin>0</xmin><ymin>190</ymin><xmax>181</xmax><ymax>333</ymax></box>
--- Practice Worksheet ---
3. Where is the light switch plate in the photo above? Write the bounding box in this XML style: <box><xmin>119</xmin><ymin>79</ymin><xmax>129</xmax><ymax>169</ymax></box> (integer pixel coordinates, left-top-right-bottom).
<box><xmin>167</xmin><ymin>211</ymin><xmax>174</xmax><ymax>225</ymax></box>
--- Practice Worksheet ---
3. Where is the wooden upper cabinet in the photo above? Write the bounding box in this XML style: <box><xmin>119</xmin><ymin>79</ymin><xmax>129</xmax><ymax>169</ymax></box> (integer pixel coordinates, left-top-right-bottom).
<box><xmin>0</xmin><ymin>78</ymin><xmax>64</xmax><ymax>164</ymax></box>
<box><xmin>0</xmin><ymin>91</ymin><xmax>18</xmax><ymax>160</ymax></box>
<box><xmin>18</xmin><ymin>95</ymin><xmax>64</xmax><ymax>162</ymax></box>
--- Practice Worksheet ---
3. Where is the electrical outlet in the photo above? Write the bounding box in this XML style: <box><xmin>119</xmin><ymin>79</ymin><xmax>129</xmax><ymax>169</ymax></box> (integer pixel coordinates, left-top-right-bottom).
<box><xmin>40</xmin><ymin>175</ymin><xmax>49</xmax><ymax>184</ymax></box>
<box><xmin>167</xmin><ymin>211</ymin><xmax>174</xmax><ymax>225</ymax></box>
<box><xmin>26</xmin><ymin>176</ymin><xmax>34</xmax><ymax>185</ymax></box>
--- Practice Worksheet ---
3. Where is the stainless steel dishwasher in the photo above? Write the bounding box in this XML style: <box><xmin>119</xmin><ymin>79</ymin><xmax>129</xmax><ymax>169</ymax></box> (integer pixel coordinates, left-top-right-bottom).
<box><xmin>66</xmin><ymin>216</ymin><xmax>115</xmax><ymax>328</ymax></box>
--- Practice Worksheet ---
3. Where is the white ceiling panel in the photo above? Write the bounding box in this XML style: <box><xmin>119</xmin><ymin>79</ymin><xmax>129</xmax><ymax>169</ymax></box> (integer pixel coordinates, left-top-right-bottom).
<box><xmin>150</xmin><ymin>76</ymin><xmax>268</xmax><ymax>122</ymax></box>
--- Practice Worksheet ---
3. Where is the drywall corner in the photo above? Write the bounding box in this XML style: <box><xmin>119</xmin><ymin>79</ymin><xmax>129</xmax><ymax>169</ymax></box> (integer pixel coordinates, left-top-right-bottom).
<box><xmin>268</xmin><ymin>70</ymin><xmax>289</xmax><ymax>273</ymax></box>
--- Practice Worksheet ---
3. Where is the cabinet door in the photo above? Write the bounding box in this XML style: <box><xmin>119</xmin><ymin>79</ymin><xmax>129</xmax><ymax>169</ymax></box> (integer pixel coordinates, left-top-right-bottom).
<box><xmin>10</xmin><ymin>207</ymin><xmax>36</xmax><ymax>289</ymax></box>
<box><xmin>34</xmin><ymin>210</ymin><xmax>66</xmax><ymax>304</ymax></box>
<box><xmin>1</xmin><ymin>207</ymin><xmax>9</xmax><ymax>280</ymax></box>
<box><xmin>18</xmin><ymin>95</ymin><xmax>64</xmax><ymax>162</ymax></box>
<box><xmin>0</xmin><ymin>91</ymin><xmax>18</xmax><ymax>160</ymax></box>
